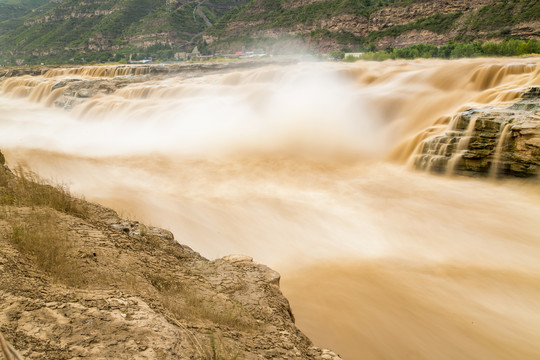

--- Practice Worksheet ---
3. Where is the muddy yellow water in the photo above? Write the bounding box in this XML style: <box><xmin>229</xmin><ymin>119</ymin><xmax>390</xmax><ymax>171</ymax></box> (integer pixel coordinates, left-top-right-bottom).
<box><xmin>1</xmin><ymin>58</ymin><xmax>539</xmax><ymax>359</ymax></box>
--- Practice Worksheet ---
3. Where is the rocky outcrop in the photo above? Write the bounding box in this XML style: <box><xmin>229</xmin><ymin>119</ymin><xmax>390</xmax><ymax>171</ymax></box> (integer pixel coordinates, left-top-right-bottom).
<box><xmin>375</xmin><ymin>29</ymin><xmax>449</xmax><ymax>49</ymax></box>
<box><xmin>0</xmin><ymin>158</ymin><xmax>341</xmax><ymax>359</ymax></box>
<box><xmin>369</xmin><ymin>0</ymin><xmax>492</xmax><ymax>32</ymax></box>
<box><xmin>414</xmin><ymin>87</ymin><xmax>540</xmax><ymax>178</ymax></box>
<box><xmin>209</xmin><ymin>0</ymin><xmax>539</xmax><ymax>52</ymax></box>
<box><xmin>24</xmin><ymin>8</ymin><xmax>118</xmax><ymax>26</ymax></box>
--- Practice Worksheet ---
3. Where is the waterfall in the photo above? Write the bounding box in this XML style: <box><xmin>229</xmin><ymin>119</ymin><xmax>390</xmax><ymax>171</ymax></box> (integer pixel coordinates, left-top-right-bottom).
<box><xmin>489</xmin><ymin>121</ymin><xmax>514</xmax><ymax>178</ymax></box>
<box><xmin>1</xmin><ymin>58</ymin><xmax>540</xmax><ymax>360</ymax></box>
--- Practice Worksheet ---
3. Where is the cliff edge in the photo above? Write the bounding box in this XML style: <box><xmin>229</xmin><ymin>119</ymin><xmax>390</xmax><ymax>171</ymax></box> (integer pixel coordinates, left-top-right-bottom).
<box><xmin>0</xmin><ymin>159</ymin><xmax>340</xmax><ymax>360</ymax></box>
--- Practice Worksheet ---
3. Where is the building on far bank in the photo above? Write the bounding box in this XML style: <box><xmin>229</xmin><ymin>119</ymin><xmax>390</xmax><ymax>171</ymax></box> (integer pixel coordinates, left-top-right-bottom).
<box><xmin>344</xmin><ymin>53</ymin><xmax>364</xmax><ymax>59</ymax></box>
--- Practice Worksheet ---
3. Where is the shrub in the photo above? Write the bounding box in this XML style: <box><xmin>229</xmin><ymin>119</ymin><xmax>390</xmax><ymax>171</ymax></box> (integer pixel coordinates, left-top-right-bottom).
<box><xmin>356</xmin><ymin>39</ymin><xmax>540</xmax><ymax>61</ymax></box>
<box><xmin>329</xmin><ymin>50</ymin><xmax>345</xmax><ymax>60</ymax></box>
<box><xmin>360</xmin><ymin>50</ymin><xmax>392</xmax><ymax>61</ymax></box>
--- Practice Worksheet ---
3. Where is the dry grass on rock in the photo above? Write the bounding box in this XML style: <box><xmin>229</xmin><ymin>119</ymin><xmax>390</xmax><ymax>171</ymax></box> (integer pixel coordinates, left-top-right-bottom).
<box><xmin>0</xmin><ymin>158</ymin><xmax>330</xmax><ymax>359</ymax></box>
<box><xmin>0</xmin><ymin>166</ymin><xmax>88</xmax><ymax>218</ymax></box>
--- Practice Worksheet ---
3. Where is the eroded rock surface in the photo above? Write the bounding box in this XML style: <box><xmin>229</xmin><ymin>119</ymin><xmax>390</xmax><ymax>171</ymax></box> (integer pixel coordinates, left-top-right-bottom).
<box><xmin>0</xmin><ymin>162</ymin><xmax>340</xmax><ymax>360</ymax></box>
<box><xmin>414</xmin><ymin>87</ymin><xmax>540</xmax><ymax>178</ymax></box>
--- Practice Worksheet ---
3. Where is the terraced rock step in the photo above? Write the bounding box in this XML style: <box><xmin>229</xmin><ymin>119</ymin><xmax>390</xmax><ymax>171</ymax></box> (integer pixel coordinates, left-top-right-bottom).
<box><xmin>0</xmin><ymin>59</ymin><xmax>297</xmax><ymax>80</ymax></box>
<box><xmin>414</xmin><ymin>87</ymin><xmax>540</xmax><ymax>178</ymax></box>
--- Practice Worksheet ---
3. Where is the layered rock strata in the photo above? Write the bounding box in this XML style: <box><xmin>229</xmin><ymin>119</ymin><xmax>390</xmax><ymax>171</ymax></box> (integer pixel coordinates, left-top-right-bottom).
<box><xmin>414</xmin><ymin>87</ymin><xmax>540</xmax><ymax>178</ymax></box>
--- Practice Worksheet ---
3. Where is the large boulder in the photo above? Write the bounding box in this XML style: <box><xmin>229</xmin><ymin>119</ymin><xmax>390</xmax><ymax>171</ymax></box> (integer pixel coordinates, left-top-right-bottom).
<box><xmin>414</xmin><ymin>87</ymin><xmax>540</xmax><ymax>178</ymax></box>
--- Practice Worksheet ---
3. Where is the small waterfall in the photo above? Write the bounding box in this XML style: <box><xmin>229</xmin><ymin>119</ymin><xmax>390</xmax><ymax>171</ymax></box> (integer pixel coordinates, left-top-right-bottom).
<box><xmin>488</xmin><ymin>121</ymin><xmax>513</xmax><ymax>178</ymax></box>
<box><xmin>413</xmin><ymin>110</ymin><xmax>519</xmax><ymax>178</ymax></box>
<box><xmin>410</xmin><ymin>85</ymin><xmax>539</xmax><ymax>179</ymax></box>
<box><xmin>0</xmin><ymin>65</ymin><xmax>154</xmax><ymax>108</ymax></box>
<box><xmin>42</xmin><ymin>65</ymin><xmax>150</xmax><ymax>78</ymax></box>
<box><xmin>414</xmin><ymin>133</ymin><xmax>454</xmax><ymax>173</ymax></box>
<box><xmin>412</xmin><ymin>111</ymin><xmax>484</xmax><ymax>175</ymax></box>
<box><xmin>446</xmin><ymin>113</ymin><xmax>480</xmax><ymax>175</ymax></box>
<box><xmin>468</xmin><ymin>63</ymin><xmax>536</xmax><ymax>91</ymax></box>
<box><xmin>28</xmin><ymin>81</ymin><xmax>53</xmax><ymax>103</ymax></box>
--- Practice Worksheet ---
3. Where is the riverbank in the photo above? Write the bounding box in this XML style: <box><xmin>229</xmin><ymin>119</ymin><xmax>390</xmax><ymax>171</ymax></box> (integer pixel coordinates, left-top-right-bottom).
<box><xmin>0</xmin><ymin>155</ymin><xmax>341</xmax><ymax>359</ymax></box>
<box><xmin>2</xmin><ymin>58</ymin><xmax>540</xmax><ymax>359</ymax></box>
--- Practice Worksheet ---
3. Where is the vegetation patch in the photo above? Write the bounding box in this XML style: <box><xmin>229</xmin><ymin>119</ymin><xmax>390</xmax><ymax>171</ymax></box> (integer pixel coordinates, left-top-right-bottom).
<box><xmin>363</xmin><ymin>12</ymin><xmax>463</xmax><ymax>48</ymax></box>
<box><xmin>8</xmin><ymin>209</ymin><xmax>85</xmax><ymax>285</ymax></box>
<box><xmin>0</xmin><ymin>166</ymin><xmax>88</xmax><ymax>218</ymax></box>
<box><xmin>464</xmin><ymin>0</ymin><xmax>540</xmax><ymax>32</ymax></box>
<box><xmin>210</xmin><ymin>0</ymin><xmax>388</xmax><ymax>36</ymax></box>
<box><xmin>349</xmin><ymin>39</ymin><xmax>540</xmax><ymax>61</ymax></box>
<box><xmin>145</xmin><ymin>272</ymin><xmax>256</xmax><ymax>331</ymax></box>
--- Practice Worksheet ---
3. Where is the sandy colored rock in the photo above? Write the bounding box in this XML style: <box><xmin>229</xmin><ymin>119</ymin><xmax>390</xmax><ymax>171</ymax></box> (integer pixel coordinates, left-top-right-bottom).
<box><xmin>0</xmin><ymin>164</ymin><xmax>341</xmax><ymax>359</ymax></box>
<box><xmin>414</xmin><ymin>87</ymin><xmax>540</xmax><ymax>178</ymax></box>
<box><xmin>221</xmin><ymin>254</ymin><xmax>254</xmax><ymax>263</ymax></box>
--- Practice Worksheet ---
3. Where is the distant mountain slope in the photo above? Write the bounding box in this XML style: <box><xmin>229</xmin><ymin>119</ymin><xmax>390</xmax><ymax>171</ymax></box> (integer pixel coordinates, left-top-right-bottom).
<box><xmin>0</xmin><ymin>0</ymin><xmax>249</xmax><ymax>64</ymax></box>
<box><xmin>0</xmin><ymin>0</ymin><xmax>539</xmax><ymax>64</ymax></box>
<box><xmin>0</xmin><ymin>0</ymin><xmax>55</xmax><ymax>33</ymax></box>
<box><xmin>205</xmin><ymin>0</ymin><xmax>540</xmax><ymax>53</ymax></box>
<box><xmin>0</xmin><ymin>0</ymin><xmax>52</xmax><ymax>22</ymax></box>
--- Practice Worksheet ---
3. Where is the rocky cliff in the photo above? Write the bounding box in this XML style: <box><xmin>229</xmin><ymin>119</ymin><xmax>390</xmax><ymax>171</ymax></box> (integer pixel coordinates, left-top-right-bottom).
<box><xmin>206</xmin><ymin>0</ymin><xmax>539</xmax><ymax>52</ymax></box>
<box><xmin>0</xmin><ymin>155</ymin><xmax>341</xmax><ymax>359</ymax></box>
<box><xmin>413</xmin><ymin>87</ymin><xmax>540</xmax><ymax>178</ymax></box>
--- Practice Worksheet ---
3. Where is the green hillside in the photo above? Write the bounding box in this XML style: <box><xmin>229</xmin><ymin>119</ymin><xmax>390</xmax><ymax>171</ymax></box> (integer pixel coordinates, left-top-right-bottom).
<box><xmin>0</xmin><ymin>0</ymin><xmax>538</xmax><ymax>65</ymax></box>
<box><xmin>206</xmin><ymin>0</ymin><xmax>540</xmax><ymax>53</ymax></box>
<box><xmin>0</xmin><ymin>0</ymin><xmax>53</xmax><ymax>33</ymax></box>
<box><xmin>0</xmin><ymin>0</ymin><xmax>249</xmax><ymax>65</ymax></box>
<box><xmin>0</xmin><ymin>0</ymin><xmax>52</xmax><ymax>20</ymax></box>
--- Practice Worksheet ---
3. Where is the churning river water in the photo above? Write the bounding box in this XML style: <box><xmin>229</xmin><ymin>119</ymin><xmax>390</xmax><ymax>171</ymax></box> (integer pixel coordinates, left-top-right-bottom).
<box><xmin>1</xmin><ymin>58</ymin><xmax>540</xmax><ymax>359</ymax></box>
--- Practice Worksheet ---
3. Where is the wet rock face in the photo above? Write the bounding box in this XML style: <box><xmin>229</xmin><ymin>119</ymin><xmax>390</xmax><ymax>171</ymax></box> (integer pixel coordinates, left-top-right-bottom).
<box><xmin>414</xmin><ymin>87</ymin><xmax>540</xmax><ymax>178</ymax></box>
